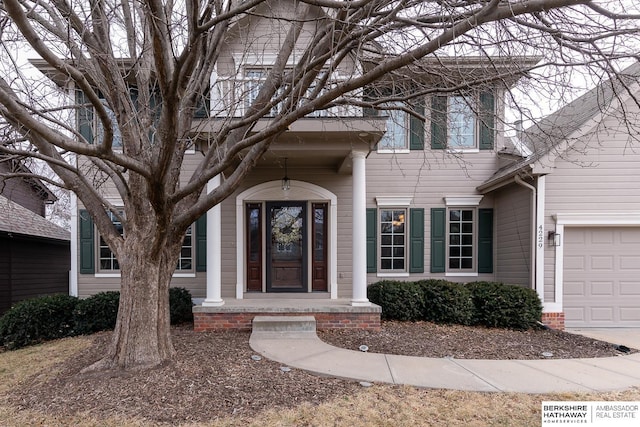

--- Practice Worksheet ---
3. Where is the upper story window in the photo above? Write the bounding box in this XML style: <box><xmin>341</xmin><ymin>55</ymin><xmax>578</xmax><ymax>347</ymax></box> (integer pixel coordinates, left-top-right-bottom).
<box><xmin>378</xmin><ymin>104</ymin><xmax>408</xmax><ymax>152</ymax></box>
<box><xmin>430</xmin><ymin>91</ymin><xmax>495</xmax><ymax>151</ymax></box>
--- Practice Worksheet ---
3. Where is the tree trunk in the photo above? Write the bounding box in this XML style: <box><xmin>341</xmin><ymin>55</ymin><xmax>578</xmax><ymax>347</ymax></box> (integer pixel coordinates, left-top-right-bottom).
<box><xmin>84</xmin><ymin>229</ymin><xmax>180</xmax><ymax>372</ymax></box>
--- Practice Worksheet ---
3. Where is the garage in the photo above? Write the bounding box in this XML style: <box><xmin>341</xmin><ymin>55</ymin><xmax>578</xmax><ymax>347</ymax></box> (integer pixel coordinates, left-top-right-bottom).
<box><xmin>563</xmin><ymin>227</ymin><xmax>640</xmax><ymax>327</ymax></box>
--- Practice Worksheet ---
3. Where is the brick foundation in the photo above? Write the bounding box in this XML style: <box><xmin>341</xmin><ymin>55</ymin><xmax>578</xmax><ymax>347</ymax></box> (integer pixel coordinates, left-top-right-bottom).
<box><xmin>194</xmin><ymin>312</ymin><xmax>381</xmax><ymax>332</ymax></box>
<box><xmin>541</xmin><ymin>312</ymin><xmax>565</xmax><ymax>330</ymax></box>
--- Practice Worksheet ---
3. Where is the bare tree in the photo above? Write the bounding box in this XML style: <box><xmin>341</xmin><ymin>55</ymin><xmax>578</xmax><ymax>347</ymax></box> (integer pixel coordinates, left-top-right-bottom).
<box><xmin>0</xmin><ymin>0</ymin><xmax>638</xmax><ymax>371</ymax></box>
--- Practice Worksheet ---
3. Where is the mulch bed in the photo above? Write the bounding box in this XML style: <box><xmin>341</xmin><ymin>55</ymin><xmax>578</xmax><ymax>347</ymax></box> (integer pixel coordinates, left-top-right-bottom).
<box><xmin>6</xmin><ymin>322</ymin><xmax>635</xmax><ymax>424</ymax></box>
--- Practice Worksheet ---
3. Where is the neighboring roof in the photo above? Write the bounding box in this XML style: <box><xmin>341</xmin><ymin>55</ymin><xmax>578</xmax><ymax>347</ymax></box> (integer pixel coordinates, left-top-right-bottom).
<box><xmin>0</xmin><ymin>156</ymin><xmax>58</xmax><ymax>203</ymax></box>
<box><xmin>478</xmin><ymin>61</ymin><xmax>640</xmax><ymax>193</ymax></box>
<box><xmin>0</xmin><ymin>194</ymin><xmax>70</xmax><ymax>241</ymax></box>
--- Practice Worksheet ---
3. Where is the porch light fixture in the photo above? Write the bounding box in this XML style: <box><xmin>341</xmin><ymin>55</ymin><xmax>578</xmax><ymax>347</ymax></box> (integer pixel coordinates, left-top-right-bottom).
<box><xmin>281</xmin><ymin>157</ymin><xmax>290</xmax><ymax>191</ymax></box>
<box><xmin>548</xmin><ymin>231</ymin><xmax>561</xmax><ymax>247</ymax></box>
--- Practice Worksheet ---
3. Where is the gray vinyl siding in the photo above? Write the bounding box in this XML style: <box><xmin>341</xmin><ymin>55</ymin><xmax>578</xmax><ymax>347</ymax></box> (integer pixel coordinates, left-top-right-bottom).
<box><xmin>493</xmin><ymin>183</ymin><xmax>531</xmax><ymax>287</ymax></box>
<box><xmin>543</xmin><ymin>96</ymin><xmax>640</xmax><ymax>302</ymax></box>
<box><xmin>365</xmin><ymin>148</ymin><xmax>500</xmax><ymax>283</ymax></box>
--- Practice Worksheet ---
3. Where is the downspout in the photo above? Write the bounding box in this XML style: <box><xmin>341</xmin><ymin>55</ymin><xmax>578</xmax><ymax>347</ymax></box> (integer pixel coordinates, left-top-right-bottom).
<box><xmin>514</xmin><ymin>175</ymin><xmax>537</xmax><ymax>293</ymax></box>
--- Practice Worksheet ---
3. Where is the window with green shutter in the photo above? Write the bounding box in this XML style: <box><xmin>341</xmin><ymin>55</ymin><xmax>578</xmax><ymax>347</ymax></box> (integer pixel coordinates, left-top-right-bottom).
<box><xmin>430</xmin><ymin>90</ymin><xmax>495</xmax><ymax>151</ymax></box>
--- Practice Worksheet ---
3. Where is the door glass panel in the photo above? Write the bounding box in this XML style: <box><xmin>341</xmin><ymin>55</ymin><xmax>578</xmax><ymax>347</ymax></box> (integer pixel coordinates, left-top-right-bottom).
<box><xmin>271</xmin><ymin>206</ymin><xmax>303</xmax><ymax>261</ymax></box>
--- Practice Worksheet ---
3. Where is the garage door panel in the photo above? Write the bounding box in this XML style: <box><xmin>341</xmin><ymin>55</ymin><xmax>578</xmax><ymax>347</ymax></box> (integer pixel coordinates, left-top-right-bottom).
<box><xmin>564</xmin><ymin>255</ymin><xmax>585</xmax><ymax>270</ymax></box>
<box><xmin>590</xmin><ymin>256</ymin><xmax>614</xmax><ymax>270</ymax></box>
<box><xmin>564</xmin><ymin>227</ymin><xmax>640</xmax><ymax>327</ymax></box>
<box><xmin>564</xmin><ymin>281</ymin><xmax>585</xmax><ymax>296</ymax></box>
<box><xmin>620</xmin><ymin>256</ymin><xmax>640</xmax><ymax>270</ymax></box>
<box><xmin>590</xmin><ymin>281</ymin><xmax>613</xmax><ymax>296</ymax></box>
<box><xmin>620</xmin><ymin>281</ymin><xmax>640</xmax><ymax>296</ymax></box>
<box><xmin>620</xmin><ymin>307</ymin><xmax>640</xmax><ymax>322</ymax></box>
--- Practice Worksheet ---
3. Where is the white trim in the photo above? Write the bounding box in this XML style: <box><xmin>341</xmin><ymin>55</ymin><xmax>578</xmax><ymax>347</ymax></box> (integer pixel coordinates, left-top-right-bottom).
<box><xmin>535</xmin><ymin>176</ymin><xmax>546</xmax><ymax>304</ymax></box>
<box><xmin>447</xmin><ymin>148</ymin><xmax>480</xmax><ymax>154</ymax></box>
<box><xmin>445</xmin><ymin>272</ymin><xmax>479</xmax><ymax>278</ymax></box>
<box><xmin>376</xmin><ymin>148</ymin><xmax>410</xmax><ymax>154</ymax></box>
<box><xmin>70</xmin><ymin>193</ymin><xmax>78</xmax><ymax>296</ymax></box>
<box><xmin>94</xmin><ymin>273</ymin><xmax>121</xmax><ymax>278</ymax></box>
<box><xmin>172</xmin><ymin>273</ymin><xmax>197</xmax><ymax>278</ymax></box>
<box><xmin>235</xmin><ymin>180</ymin><xmax>339</xmax><ymax>299</ymax></box>
<box><xmin>375</xmin><ymin>196</ymin><xmax>413</xmax><ymax>207</ymax></box>
<box><xmin>552</xmin><ymin>212</ymin><xmax>640</xmax><ymax>316</ymax></box>
<box><xmin>444</xmin><ymin>195</ymin><xmax>483</xmax><ymax>206</ymax></box>
<box><xmin>554</xmin><ymin>212</ymin><xmax>640</xmax><ymax>226</ymax></box>
<box><xmin>376</xmin><ymin>272</ymin><xmax>410</xmax><ymax>278</ymax></box>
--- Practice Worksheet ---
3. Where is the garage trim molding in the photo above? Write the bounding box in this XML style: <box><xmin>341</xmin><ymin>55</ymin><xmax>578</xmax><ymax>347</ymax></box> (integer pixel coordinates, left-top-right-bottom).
<box><xmin>551</xmin><ymin>212</ymin><xmax>640</xmax><ymax>313</ymax></box>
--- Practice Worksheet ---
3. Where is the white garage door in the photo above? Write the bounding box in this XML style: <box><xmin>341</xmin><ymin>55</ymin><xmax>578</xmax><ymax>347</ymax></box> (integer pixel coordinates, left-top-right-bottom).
<box><xmin>564</xmin><ymin>227</ymin><xmax>640</xmax><ymax>327</ymax></box>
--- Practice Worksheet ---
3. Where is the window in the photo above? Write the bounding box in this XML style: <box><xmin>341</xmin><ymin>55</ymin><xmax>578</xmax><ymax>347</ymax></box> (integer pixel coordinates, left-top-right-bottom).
<box><xmin>448</xmin><ymin>96</ymin><xmax>475</xmax><ymax>149</ymax></box>
<box><xmin>430</xmin><ymin>91</ymin><xmax>495</xmax><ymax>151</ymax></box>
<box><xmin>379</xmin><ymin>208</ymin><xmax>406</xmax><ymax>271</ymax></box>
<box><xmin>95</xmin><ymin>99</ymin><xmax>123</xmax><ymax>148</ymax></box>
<box><xmin>98</xmin><ymin>211</ymin><xmax>123</xmax><ymax>271</ymax></box>
<box><xmin>448</xmin><ymin>208</ymin><xmax>475</xmax><ymax>270</ymax></box>
<box><xmin>378</xmin><ymin>105</ymin><xmax>408</xmax><ymax>151</ymax></box>
<box><xmin>97</xmin><ymin>212</ymin><xmax>194</xmax><ymax>272</ymax></box>
<box><xmin>177</xmin><ymin>225</ymin><xmax>193</xmax><ymax>270</ymax></box>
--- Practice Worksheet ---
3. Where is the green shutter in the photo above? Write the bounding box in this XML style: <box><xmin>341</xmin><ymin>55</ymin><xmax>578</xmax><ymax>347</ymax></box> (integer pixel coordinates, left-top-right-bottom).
<box><xmin>478</xmin><ymin>208</ymin><xmax>494</xmax><ymax>273</ymax></box>
<box><xmin>430</xmin><ymin>95</ymin><xmax>447</xmax><ymax>149</ymax></box>
<box><xmin>479</xmin><ymin>91</ymin><xmax>495</xmax><ymax>150</ymax></box>
<box><xmin>409</xmin><ymin>101</ymin><xmax>425</xmax><ymax>150</ymax></box>
<box><xmin>196</xmin><ymin>214</ymin><xmax>207</xmax><ymax>272</ymax></box>
<box><xmin>430</xmin><ymin>208</ymin><xmax>446</xmax><ymax>273</ymax></box>
<box><xmin>76</xmin><ymin>91</ymin><xmax>93</xmax><ymax>144</ymax></box>
<box><xmin>79</xmin><ymin>209</ymin><xmax>95</xmax><ymax>274</ymax></box>
<box><xmin>366</xmin><ymin>208</ymin><xmax>377</xmax><ymax>273</ymax></box>
<box><xmin>409</xmin><ymin>208</ymin><xmax>424</xmax><ymax>273</ymax></box>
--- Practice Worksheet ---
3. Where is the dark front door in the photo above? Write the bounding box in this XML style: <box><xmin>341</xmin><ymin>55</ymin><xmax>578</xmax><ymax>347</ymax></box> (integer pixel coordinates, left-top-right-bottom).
<box><xmin>267</xmin><ymin>202</ymin><xmax>307</xmax><ymax>292</ymax></box>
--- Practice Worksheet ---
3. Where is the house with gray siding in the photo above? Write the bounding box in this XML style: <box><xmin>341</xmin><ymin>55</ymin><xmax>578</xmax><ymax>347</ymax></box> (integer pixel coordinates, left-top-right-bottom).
<box><xmin>35</xmin><ymin>1</ymin><xmax>639</xmax><ymax>330</ymax></box>
<box><xmin>479</xmin><ymin>62</ymin><xmax>640</xmax><ymax>328</ymax></box>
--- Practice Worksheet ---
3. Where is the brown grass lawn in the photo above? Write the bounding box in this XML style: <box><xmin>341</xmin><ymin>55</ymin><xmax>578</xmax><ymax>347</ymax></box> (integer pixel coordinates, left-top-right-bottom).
<box><xmin>1</xmin><ymin>336</ymin><xmax>639</xmax><ymax>427</ymax></box>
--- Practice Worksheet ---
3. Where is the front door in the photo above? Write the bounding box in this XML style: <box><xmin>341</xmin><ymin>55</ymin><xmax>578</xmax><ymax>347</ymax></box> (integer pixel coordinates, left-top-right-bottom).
<box><xmin>266</xmin><ymin>202</ymin><xmax>307</xmax><ymax>292</ymax></box>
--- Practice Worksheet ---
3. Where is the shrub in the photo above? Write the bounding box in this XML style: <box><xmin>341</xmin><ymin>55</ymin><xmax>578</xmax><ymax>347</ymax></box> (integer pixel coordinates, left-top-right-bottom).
<box><xmin>0</xmin><ymin>294</ymin><xmax>78</xmax><ymax>349</ymax></box>
<box><xmin>72</xmin><ymin>291</ymin><xmax>120</xmax><ymax>335</ymax></box>
<box><xmin>169</xmin><ymin>287</ymin><xmax>194</xmax><ymax>325</ymax></box>
<box><xmin>367</xmin><ymin>280</ymin><xmax>424</xmax><ymax>321</ymax></box>
<box><xmin>418</xmin><ymin>279</ymin><xmax>474</xmax><ymax>325</ymax></box>
<box><xmin>467</xmin><ymin>281</ymin><xmax>542</xmax><ymax>330</ymax></box>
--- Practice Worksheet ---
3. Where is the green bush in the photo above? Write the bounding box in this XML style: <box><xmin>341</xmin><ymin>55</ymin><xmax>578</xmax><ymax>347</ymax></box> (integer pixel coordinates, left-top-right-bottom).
<box><xmin>467</xmin><ymin>281</ymin><xmax>542</xmax><ymax>330</ymax></box>
<box><xmin>418</xmin><ymin>279</ymin><xmax>474</xmax><ymax>325</ymax></box>
<box><xmin>72</xmin><ymin>291</ymin><xmax>120</xmax><ymax>335</ymax></box>
<box><xmin>0</xmin><ymin>294</ymin><xmax>78</xmax><ymax>349</ymax></box>
<box><xmin>169</xmin><ymin>287</ymin><xmax>194</xmax><ymax>325</ymax></box>
<box><xmin>367</xmin><ymin>280</ymin><xmax>424</xmax><ymax>321</ymax></box>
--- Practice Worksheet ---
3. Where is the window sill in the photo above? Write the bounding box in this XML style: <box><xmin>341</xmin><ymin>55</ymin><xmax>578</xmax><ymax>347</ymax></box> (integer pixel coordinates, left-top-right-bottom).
<box><xmin>376</xmin><ymin>272</ymin><xmax>410</xmax><ymax>278</ymax></box>
<box><xmin>445</xmin><ymin>272</ymin><xmax>479</xmax><ymax>277</ymax></box>
<box><xmin>377</xmin><ymin>148</ymin><xmax>410</xmax><ymax>154</ymax></box>
<box><xmin>447</xmin><ymin>148</ymin><xmax>479</xmax><ymax>154</ymax></box>
<box><xmin>94</xmin><ymin>272</ymin><xmax>196</xmax><ymax>278</ymax></box>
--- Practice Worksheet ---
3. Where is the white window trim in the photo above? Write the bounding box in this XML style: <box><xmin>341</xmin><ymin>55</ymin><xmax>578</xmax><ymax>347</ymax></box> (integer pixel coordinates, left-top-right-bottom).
<box><xmin>445</xmin><ymin>206</ymin><xmax>477</xmax><ymax>273</ymax></box>
<box><xmin>377</xmin><ymin>272</ymin><xmax>410</xmax><ymax>278</ymax></box>
<box><xmin>376</xmin><ymin>196</ymin><xmax>413</xmax><ymax>207</ymax></box>
<box><xmin>444</xmin><ymin>195</ymin><xmax>483</xmax><ymax>207</ymax></box>
<box><xmin>377</xmin><ymin>207</ymin><xmax>409</xmax><ymax>273</ymax></box>
<box><xmin>94</xmin><ymin>272</ymin><xmax>197</xmax><ymax>278</ymax></box>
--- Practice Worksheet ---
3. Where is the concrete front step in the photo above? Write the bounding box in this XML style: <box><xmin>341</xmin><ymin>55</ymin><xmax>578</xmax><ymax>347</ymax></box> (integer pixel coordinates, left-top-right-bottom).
<box><xmin>252</xmin><ymin>315</ymin><xmax>317</xmax><ymax>333</ymax></box>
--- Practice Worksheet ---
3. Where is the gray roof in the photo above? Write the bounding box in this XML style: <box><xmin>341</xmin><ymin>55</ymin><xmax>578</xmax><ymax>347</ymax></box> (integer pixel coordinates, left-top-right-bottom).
<box><xmin>479</xmin><ymin>61</ymin><xmax>640</xmax><ymax>192</ymax></box>
<box><xmin>0</xmin><ymin>194</ymin><xmax>70</xmax><ymax>241</ymax></box>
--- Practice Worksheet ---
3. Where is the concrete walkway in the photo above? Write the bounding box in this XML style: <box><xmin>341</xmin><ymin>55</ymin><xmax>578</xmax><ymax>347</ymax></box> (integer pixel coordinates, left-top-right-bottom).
<box><xmin>249</xmin><ymin>317</ymin><xmax>640</xmax><ymax>393</ymax></box>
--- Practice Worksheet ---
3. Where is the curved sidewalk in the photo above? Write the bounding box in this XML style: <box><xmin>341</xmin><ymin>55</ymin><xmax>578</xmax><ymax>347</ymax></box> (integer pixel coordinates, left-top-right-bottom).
<box><xmin>249</xmin><ymin>324</ymin><xmax>640</xmax><ymax>393</ymax></box>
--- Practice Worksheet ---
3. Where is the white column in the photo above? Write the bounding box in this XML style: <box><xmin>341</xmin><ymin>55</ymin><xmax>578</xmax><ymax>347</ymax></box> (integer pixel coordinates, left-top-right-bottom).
<box><xmin>69</xmin><ymin>192</ymin><xmax>78</xmax><ymax>297</ymax></box>
<box><xmin>202</xmin><ymin>174</ymin><xmax>224</xmax><ymax>306</ymax></box>
<box><xmin>351</xmin><ymin>151</ymin><xmax>370</xmax><ymax>306</ymax></box>
<box><xmin>535</xmin><ymin>175</ymin><xmax>546</xmax><ymax>304</ymax></box>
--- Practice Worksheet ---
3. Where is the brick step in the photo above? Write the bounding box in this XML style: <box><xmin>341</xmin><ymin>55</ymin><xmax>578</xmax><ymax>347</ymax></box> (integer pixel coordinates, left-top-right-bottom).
<box><xmin>252</xmin><ymin>315</ymin><xmax>317</xmax><ymax>333</ymax></box>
